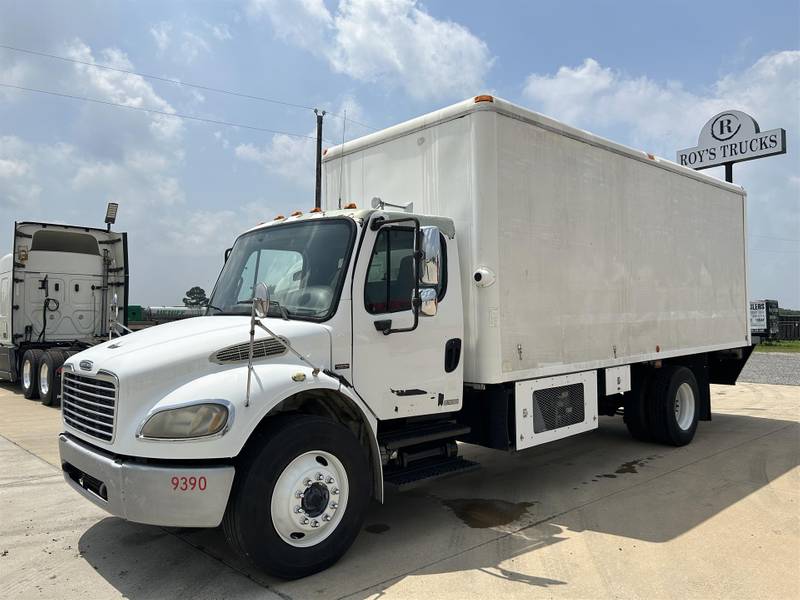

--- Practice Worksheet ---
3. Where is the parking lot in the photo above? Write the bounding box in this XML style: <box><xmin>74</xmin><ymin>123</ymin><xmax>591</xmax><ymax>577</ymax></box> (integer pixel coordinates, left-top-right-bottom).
<box><xmin>1</xmin><ymin>375</ymin><xmax>798</xmax><ymax>600</ymax></box>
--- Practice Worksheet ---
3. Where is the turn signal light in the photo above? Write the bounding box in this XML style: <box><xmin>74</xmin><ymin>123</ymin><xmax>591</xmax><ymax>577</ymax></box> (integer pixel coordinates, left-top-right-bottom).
<box><xmin>474</xmin><ymin>94</ymin><xmax>494</xmax><ymax>103</ymax></box>
<box><xmin>343</xmin><ymin>203</ymin><xmax>358</xmax><ymax>209</ymax></box>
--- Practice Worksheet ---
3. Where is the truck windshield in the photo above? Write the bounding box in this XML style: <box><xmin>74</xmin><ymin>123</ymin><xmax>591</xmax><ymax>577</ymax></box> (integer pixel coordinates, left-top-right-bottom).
<box><xmin>208</xmin><ymin>219</ymin><xmax>355</xmax><ymax>320</ymax></box>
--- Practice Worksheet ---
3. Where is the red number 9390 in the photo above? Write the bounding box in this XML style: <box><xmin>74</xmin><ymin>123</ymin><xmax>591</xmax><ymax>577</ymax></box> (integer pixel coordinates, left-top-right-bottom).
<box><xmin>171</xmin><ymin>475</ymin><xmax>207</xmax><ymax>491</ymax></box>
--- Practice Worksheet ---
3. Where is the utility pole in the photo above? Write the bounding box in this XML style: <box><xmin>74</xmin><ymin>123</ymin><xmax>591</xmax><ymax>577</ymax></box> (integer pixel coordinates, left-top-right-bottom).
<box><xmin>314</xmin><ymin>109</ymin><xmax>325</xmax><ymax>209</ymax></box>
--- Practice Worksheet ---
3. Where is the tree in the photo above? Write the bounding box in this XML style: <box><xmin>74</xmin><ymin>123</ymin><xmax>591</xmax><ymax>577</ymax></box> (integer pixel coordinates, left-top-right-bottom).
<box><xmin>183</xmin><ymin>286</ymin><xmax>209</xmax><ymax>307</ymax></box>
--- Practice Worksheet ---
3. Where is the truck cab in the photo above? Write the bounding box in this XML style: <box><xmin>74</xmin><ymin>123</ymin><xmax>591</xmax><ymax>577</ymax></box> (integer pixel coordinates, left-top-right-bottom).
<box><xmin>0</xmin><ymin>221</ymin><xmax>128</xmax><ymax>404</ymax></box>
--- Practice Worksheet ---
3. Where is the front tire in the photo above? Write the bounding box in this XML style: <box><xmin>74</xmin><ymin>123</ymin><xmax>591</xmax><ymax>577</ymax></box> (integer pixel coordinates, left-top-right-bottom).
<box><xmin>223</xmin><ymin>415</ymin><xmax>371</xmax><ymax>579</ymax></box>
<box><xmin>21</xmin><ymin>349</ymin><xmax>44</xmax><ymax>400</ymax></box>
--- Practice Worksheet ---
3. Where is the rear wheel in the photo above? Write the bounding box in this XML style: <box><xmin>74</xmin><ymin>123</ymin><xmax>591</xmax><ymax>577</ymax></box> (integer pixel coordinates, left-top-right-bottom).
<box><xmin>223</xmin><ymin>415</ymin><xmax>371</xmax><ymax>579</ymax></box>
<box><xmin>39</xmin><ymin>349</ymin><xmax>67</xmax><ymax>406</ymax></box>
<box><xmin>647</xmin><ymin>366</ymin><xmax>699</xmax><ymax>446</ymax></box>
<box><xmin>21</xmin><ymin>349</ymin><xmax>44</xmax><ymax>400</ymax></box>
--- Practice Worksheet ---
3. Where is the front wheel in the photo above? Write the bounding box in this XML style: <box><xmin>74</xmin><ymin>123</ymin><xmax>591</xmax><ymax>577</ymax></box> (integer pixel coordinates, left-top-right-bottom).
<box><xmin>223</xmin><ymin>415</ymin><xmax>371</xmax><ymax>579</ymax></box>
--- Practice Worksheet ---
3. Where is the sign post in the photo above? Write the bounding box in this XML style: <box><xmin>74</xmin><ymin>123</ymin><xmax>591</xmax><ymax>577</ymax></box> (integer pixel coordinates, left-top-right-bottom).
<box><xmin>677</xmin><ymin>110</ymin><xmax>786</xmax><ymax>183</ymax></box>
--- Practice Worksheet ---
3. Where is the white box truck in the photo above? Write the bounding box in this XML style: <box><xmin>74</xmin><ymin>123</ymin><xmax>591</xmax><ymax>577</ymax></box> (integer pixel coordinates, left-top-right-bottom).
<box><xmin>57</xmin><ymin>96</ymin><xmax>752</xmax><ymax>579</ymax></box>
<box><xmin>0</xmin><ymin>212</ymin><xmax>128</xmax><ymax>404</ymax></box>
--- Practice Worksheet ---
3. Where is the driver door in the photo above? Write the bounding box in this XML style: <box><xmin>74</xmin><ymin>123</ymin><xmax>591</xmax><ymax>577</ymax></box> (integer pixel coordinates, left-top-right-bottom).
<box><xmin>351</xmin><ymin>218</ymin><xmax>463</xmax><ymax>420</ymax></box>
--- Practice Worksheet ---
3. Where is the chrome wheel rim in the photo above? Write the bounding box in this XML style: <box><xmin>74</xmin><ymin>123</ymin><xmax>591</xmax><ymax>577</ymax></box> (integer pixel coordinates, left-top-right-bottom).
<box><xmin>270</xmin><ymin>450</ymin><xmax>349</xmax><ymax>548</ymax></box>
<box><xmin>22</xmin><ymin>360</ymin><xmax>32</xmax><ymax>390</ymax></box>
<box><xmin>674</xmin><ymin>382</ymin><xmax>695</xmax><ymax>430</ymax></box>
<box><xmin>39</xmin><ymin>362</ymin><xmax>49</xmax><ymax>396</ymax></box>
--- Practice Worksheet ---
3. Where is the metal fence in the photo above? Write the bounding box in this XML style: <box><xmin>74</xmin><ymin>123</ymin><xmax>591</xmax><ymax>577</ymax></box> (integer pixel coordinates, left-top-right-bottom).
<box><xmin>779</xmin><ymin>317</ymin><xmax>800</xmax><ymax>340</ymax></box>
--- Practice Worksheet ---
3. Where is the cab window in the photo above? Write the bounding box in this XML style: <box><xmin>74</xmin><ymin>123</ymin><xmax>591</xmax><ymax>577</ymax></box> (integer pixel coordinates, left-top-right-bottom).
<box><xmin>365</xmin><ymin>228</ymin><xmax>446</xmax><ymax>314</ymax></box>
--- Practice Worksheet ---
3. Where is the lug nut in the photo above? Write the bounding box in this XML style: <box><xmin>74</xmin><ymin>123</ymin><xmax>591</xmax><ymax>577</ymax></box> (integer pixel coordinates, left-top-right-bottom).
<box><xmin>330</xmin><ymin>501</ymin><xmax>338</xmax><ymax>510</ymax></box>
<box><xmin>326</xmin><ymin>476</ymin><xmax>334</xmax><ymax>484</ymax></box>
<box><xmin>331</xmin><ymin>487</ymin><xmax>339</xmax><ymax>495</ymax></box>
<box><xmin>294</xmin><ymin>506</ymin><xmax>304</xmax><ymax>514</ymax></box>
<box><xmin>316</xmin><ymin>473</ymin><xmax>324</xmax><ymax>481</ymax></box>
<box><xmin>304</xmin><ymin>478</ymin><xmax>312</xmax><ymax>486</ymax></box>
<box><xmin>302</xmin><ymin>517</ymin><xmax>309</xmax><ymax>524</ymax></box>
<box><xmin>295</xmin><ymin>491</ymin><xmax>304</xmax><ymax>498</ymax></box>
<box><xmin>322</xmin><ymin>514</ymin><xmax>331</xmax><ymax>522</ymax></box>
<box><xmin>311</xmin><ymin>520</ymin><xmax>319</xmax><ymax>528</ymax></box>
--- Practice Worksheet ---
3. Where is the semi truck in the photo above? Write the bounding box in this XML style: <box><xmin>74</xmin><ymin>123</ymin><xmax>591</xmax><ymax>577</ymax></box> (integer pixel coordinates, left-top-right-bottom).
<box><xmin>0</xmin><ymin>206</ymin><xmax>128</xmax><ymax>405</ymax></box>
<box><xmin>57</xmin><ymin>96</ymin><xmax>753</xmax><ymax>579</ymax></box>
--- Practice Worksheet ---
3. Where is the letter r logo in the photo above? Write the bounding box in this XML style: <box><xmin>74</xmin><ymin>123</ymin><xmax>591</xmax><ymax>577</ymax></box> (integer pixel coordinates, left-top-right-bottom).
<box><xmin>710</xmin><ymin>113</ymin><xmax>742</xmax><ymax>141</ymax></box>
<box><xmin>717</xmin><ymin>119</ymin><xmax>733</xmax><ymax>136</ymax></box>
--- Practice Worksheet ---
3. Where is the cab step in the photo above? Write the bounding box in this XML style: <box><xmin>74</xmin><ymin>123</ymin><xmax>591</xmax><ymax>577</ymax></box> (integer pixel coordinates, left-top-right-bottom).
<box><xmin>384</xmin><ymin>456</ymin><xmax>479</xmax><ymax>491</ymax></box>
<box><xmin>379</xmin><ymin>420</ymin><xmax>471</xmax><ymax>450</ymax></box>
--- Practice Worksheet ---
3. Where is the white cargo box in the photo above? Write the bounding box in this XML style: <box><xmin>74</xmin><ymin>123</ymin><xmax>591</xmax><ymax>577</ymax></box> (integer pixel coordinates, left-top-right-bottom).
<box><xmin>323</xmin><ymin>97</ymin><xmax>749</xmax><ymax>384</ymax></box>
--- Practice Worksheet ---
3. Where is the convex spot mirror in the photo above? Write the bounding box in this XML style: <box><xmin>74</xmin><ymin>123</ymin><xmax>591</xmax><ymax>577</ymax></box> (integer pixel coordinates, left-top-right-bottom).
<box><xmin>419</xmin><ymin>226</ymin><xmax>442</xmax><ymax>286</ymax></box>
<box><xmin>253</xmin><ymin>282</ymin><xmax>270</xmax><ymax>319</ymax></box>
<box><xmin>418</xmin><ymin>287</ymin><xmax>437</xmax><ymax>317</ymax></box>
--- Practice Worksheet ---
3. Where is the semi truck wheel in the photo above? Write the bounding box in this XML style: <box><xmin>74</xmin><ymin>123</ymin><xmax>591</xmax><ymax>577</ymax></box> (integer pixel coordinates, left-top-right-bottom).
<box><xmin>21</xmin><ymin>349</ymin><xmax>44</xmax><ymax>400</ymax></box>
<box><xmin>223</xmin><ymin>414</ymin><xmax>370</xmax><ymax>579</ymax></box>
<box><xmin>38</xmin><ymin>349</ymin><xmax>66</xmax><ymax>406</ymax></box>
<box><xmin>647</xmin><ymin>366</ymin><xmax>699</xmax><ymax>446</ymax></box>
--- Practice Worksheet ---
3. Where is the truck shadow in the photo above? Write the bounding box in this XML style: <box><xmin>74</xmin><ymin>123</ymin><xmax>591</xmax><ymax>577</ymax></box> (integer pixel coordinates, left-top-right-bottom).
<box><xmin>77</xmin><ymin>412</ymin><xmax>798</xmax><ymax>599</ymax></box>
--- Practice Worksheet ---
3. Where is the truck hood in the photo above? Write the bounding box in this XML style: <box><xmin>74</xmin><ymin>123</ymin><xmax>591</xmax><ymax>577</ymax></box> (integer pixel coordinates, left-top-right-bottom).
<box><xmin>66</xmin><ymin>316</ymin><xmax>331</xmax><ymax>382</ymax></box>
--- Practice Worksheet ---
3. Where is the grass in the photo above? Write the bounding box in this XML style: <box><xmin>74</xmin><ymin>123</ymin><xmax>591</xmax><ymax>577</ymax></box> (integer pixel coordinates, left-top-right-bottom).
<box><xmin>754</xmin><ymin>340</ymin><xmax>800</xmax><ymax>353</ymax></box>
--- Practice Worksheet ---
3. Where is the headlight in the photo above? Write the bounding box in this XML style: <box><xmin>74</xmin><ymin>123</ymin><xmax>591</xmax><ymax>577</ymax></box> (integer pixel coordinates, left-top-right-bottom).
<box><xmin>139</xmin><ymin>403</ymin><xmax>229</xmax><ymax>439</ymax></box>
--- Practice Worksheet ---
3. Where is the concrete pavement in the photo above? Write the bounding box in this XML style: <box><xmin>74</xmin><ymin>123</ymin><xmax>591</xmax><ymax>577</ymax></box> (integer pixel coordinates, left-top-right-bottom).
<box><xmin>0</xmin><ymin>381</ymin><xmax>798</xmax><ymax>599</ymax></box>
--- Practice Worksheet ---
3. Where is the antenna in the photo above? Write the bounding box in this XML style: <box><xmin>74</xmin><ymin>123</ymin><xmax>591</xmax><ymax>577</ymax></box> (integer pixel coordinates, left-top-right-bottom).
<box><xmin>338</xmin><ymin>109</ymin><xmax>347</xmax><ymax>209</ymax></box>
<box><xmin>314</xmin><ymin>109</ymin><xmax>326</xmax><ymax>209</ymax></box>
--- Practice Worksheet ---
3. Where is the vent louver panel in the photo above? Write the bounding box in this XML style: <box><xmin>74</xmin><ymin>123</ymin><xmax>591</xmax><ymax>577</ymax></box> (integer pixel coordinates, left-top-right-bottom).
<box><xmin>213</xmin><ymin>338</ymin><xmax>287</xmax><ymax>364</ymax></box>
<box><xmin>532</xmin><ymin>383</ymin><xmax>585</xmax><ymax>433</ymax></box>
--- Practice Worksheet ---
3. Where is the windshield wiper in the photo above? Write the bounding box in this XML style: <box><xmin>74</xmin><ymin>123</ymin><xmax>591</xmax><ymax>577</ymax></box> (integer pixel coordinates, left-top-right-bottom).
<box><xmin>270</xmin><ymin>300</ymin><xmax>290</xmax><ymax>321</ymax></box>
<box><xmin>235</xmin><ymin>299</ymin><xmax>290</xmax><ymax>320</ymax></box>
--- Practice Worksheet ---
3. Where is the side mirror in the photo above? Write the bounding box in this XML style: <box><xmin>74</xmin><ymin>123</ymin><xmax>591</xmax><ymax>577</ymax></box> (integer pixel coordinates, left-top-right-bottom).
<box><xmin>253</xmin><ymin>282</ymin><xmax>270</xmax><ymax>319</ymax></box>
<box><xmin>418</xmin><ymin>287</ymin><xmax>437</xmax><ymax>317</ymax></box>
<box><xmin>224</xmin><ymin>247</ymin><xmax>232</xmax><ymax>263</ymax></box>
<box><xmin>419</xmin><ymin>226</ymin><xmax>442</xmax><ymax>286</ymax></box>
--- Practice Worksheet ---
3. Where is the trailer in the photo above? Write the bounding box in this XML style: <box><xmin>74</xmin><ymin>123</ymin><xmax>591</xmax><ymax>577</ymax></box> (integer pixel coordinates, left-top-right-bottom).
<box><xmin>0</xmin><ymin>215</ymin><xmax>128</xmax><ymax>405</ymax></box>
<box><xmin>57</xmin><ymin>96</ymin><xmax>753</xmax><ymax>579</ymax></box>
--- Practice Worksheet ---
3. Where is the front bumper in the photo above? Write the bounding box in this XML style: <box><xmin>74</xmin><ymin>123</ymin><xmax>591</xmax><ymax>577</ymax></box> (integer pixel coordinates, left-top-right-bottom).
<box><xmin>59</xmin><ymin>433</ymin><xmax>235</xmax><ymax>528</ymax></box>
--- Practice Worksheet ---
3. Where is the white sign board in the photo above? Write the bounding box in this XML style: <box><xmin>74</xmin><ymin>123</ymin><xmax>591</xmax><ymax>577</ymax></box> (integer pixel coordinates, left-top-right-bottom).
<box><xmin>749</xmin><ymin>300</ymin><xmax>767</xmax><ymax>332</ymax></box>
<box><xmin>677</xmin><ymin>110</ymin><xmax>786</xmax><ymax>170</ymax></box>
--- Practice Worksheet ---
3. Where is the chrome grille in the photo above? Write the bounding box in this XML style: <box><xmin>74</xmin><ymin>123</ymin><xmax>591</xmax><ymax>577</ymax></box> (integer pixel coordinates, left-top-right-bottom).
<box><xmin>212</xmin><ymin>338</ymin><xmax>287</xmax><ymax>364</ymax></box>
<box><xmin>62</xmin><ymin>371</ymin><xmax>117</xmax><ymax>442</ymax></box>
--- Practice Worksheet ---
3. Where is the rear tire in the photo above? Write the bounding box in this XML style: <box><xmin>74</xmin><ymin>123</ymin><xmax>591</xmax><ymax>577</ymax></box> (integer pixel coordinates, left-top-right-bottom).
<box><xmin>39</xmin><ymin>349</ymin><xmax>66</xmax><ymax>406</ymax></box>
<box><xmin>647</xmin><ymin>366</ymin><xmax>699</xmax><ymax>446</ymax></box>
<box><xmin>223</xmin><ymin>414</ymin><xmax>371</xmax><ymax>579</ymax></box>
<box><xmin>21</xmin><ymin>349</ymin><xmax>44</xmax><ymax>400</ymax></box>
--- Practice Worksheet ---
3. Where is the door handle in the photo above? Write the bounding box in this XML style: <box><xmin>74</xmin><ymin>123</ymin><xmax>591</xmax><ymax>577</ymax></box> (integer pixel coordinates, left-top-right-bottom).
<box><xmin>374</xmin><ymin>319</ymin><xmax>392</xmax><ymax>333</ymax></box>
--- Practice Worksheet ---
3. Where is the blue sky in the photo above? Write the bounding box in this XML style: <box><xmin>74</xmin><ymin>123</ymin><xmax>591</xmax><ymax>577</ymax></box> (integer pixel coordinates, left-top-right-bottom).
<box><xmin>1</xmin><ymin>0</ymin><xmax>798</xmax><ymax>307</ymax></box>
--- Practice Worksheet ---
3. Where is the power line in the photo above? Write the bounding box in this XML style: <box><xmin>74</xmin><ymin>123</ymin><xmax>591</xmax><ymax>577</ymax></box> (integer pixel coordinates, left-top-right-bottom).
<box><xmin>0</xmin><ymin>43</ymin><xmax>376</xmax><ymax>131</ymax></box>
<box><xmin>0</xmin><ymin>82</ymin><xmax>320</xmax><ymax>140</ymax></box>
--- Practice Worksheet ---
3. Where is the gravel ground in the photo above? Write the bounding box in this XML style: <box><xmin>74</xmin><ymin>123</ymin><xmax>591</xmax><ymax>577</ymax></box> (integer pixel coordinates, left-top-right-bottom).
<box><xmin>738</xmin><ymin>351</ymin><xmax>800</xmax><ymax>386</ymax></box>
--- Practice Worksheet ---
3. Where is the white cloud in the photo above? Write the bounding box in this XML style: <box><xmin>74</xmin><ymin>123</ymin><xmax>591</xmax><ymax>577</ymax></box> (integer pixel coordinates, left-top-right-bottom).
<box><xmin>150</xmin><ymin>22</ymin><xmax>173</xmax><ymax>53</ymax></box>
<box><xmin>236</xmin><ymin>134</ymin><xmax>316</xmax><ymax>183</ymax></box>
<box><xmin>522</xmin><ymin>51</ymin><xmax>800</xmax><ymax>307</ymax></box>
<box><xmin>208</xmin><ymin>22</ymin><xmax>233</xmax><ymax>42</ymax></box>
<box><xmin>247</xmin><ymin>0</ymin><xmax>492</xmax><ymax>100</ymax></box>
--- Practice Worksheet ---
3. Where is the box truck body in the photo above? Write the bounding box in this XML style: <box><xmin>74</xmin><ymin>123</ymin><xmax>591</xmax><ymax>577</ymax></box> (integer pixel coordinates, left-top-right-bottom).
<box><xmin>323</xmin><ymin>96</ymin><xmax>749</xmax><ymax>383</ymax></box>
